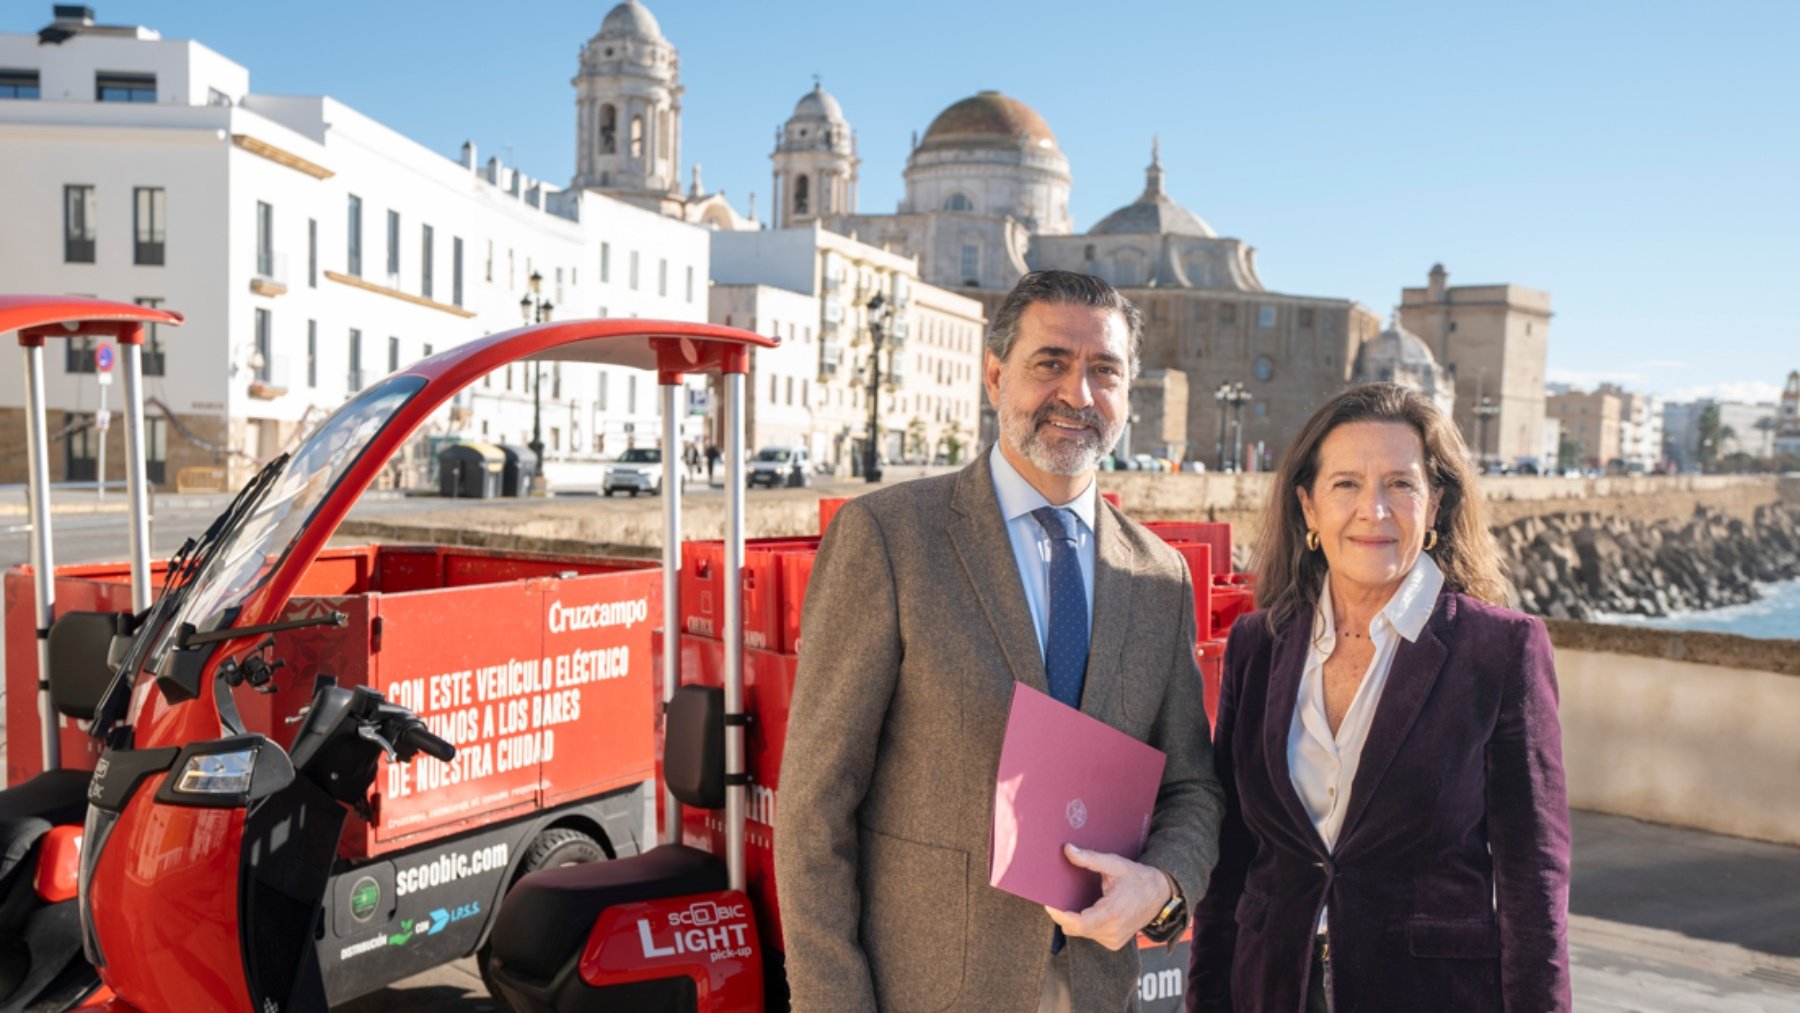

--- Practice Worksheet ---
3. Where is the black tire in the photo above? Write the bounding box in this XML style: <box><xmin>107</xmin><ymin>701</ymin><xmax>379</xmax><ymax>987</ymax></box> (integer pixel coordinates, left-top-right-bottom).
<box><xmin>629</xmin><ymin>488</ymin><xmax>639</xmax><ymax>497</ymax></box>
<box><xmin>603</xmin><ymin>488</ymin><xmax>614</xmax><ymax>497</ymax></box>
<box><xmin>479</xmin><ymin>828</ymin><xmax>606</xmax><ymax>1001</ymax></box>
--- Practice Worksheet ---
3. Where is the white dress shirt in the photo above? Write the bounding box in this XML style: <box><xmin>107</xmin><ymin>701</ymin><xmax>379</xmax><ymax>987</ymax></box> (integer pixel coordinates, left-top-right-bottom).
<box><xmin>987</xmin><ymin>445</ymin><xmax>1097</xmax><ymax>660</ymax></box>
<box><xmin>1288</xmin><ymin>552</ymin><xmax>1444</xmax><ymax>929</ymax></box>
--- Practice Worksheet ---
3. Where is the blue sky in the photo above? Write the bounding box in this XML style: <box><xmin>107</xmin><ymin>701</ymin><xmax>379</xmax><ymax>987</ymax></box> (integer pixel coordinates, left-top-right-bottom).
<box><xmin>40</xmin><ymin>1</ymin><xmax>1799</xmax><ymax>402</ymax></box>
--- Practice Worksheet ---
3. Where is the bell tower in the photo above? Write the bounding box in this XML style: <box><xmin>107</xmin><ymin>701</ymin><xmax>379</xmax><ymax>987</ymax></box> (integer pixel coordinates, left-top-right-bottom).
<box><xmin>770</xmin><ymin>81</ymin><xmax>857</xmax><ymax>229</ymax></box>
<box><xmin>574</xmin><ymin>1</ymin><xmax>682</xmax><ymax>204</ymax></box>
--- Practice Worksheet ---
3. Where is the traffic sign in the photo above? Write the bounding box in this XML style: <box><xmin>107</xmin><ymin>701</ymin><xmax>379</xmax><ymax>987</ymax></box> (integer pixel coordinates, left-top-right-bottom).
<box><xmin>96</xmin><ymin>343</ymin><xmax>115</xmax><ymax>372</ymax></box>
<box><xmin>96</xmin><ymin>409</ymin><xmax>111</xmax><ymax>432</ymax></box>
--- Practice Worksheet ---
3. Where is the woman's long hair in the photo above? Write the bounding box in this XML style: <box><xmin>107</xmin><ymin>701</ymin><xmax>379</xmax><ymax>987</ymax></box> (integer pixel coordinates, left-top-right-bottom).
<box><xmin>1255</xmin><ymin>383</ymin><xmax>1509</xmax><ymax>635</ymax></box>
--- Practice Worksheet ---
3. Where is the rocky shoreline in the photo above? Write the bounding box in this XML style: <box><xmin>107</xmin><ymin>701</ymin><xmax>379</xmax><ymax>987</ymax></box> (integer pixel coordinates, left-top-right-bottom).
<box><xmin>1497</xmin><ymin>501</ymin><xmax>1800</xmax><ymax>621</ymax></box>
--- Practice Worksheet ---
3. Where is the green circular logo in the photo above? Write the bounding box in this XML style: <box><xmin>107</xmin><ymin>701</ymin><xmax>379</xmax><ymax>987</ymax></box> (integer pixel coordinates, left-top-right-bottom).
<box><xmin>349</xmin><ymin>876</ymin><xmax>381</xmax><ymax>922</ymax></box>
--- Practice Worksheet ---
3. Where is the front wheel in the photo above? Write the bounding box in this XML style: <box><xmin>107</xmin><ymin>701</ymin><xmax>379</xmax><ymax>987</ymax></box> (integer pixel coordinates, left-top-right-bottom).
<box><xmin>478</xmin><ymin>828</ymin><xmax>606</xmax><ymax>998</ymax></box>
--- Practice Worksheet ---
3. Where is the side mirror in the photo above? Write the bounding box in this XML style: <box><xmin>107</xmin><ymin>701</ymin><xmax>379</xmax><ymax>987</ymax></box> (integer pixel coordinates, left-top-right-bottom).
<box><xmin>47</xmin><ymin>611</ymin><xmax>135</xmax><ymax>720</ymax></box>
<box><xmin>664</xmin><ymin>684</ymin><xmax>725</xmax><ymax>811</ymax></box>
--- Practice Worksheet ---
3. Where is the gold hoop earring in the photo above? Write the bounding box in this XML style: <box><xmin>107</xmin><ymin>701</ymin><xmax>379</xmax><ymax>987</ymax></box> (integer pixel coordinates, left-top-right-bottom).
<box><xmin>1423</xmin><ymin>530</ymin><xmax>1439</xmax><ymax>551</ymax></box>
<box><xmin>1305</xmin><ymin>529</ymin><xmax>1321</xmax><ymax>552</ymax></box>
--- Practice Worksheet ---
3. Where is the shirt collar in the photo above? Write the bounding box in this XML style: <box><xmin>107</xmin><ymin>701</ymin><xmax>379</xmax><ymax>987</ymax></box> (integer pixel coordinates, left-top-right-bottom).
<box><xmin>988</xmin><ymin>443</ymin><xmax>1097</xmax><ymax>533</ymax></box>
<box><xmin>1311</xmin><ymin>550</ymin><xmax>1445</xmax><ymax>646</ymax></box>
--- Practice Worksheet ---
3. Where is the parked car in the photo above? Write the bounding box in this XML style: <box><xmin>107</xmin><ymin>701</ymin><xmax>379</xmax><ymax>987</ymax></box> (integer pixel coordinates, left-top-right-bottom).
<box><xmin>604</xmin><ymin>447</ymin><xmax>666</xmax><ymax>496</ymax></box>
<box><xmin>748</xmin><ymin>446</ymin><xmax>810</xmax><ymax>488</ymax></box>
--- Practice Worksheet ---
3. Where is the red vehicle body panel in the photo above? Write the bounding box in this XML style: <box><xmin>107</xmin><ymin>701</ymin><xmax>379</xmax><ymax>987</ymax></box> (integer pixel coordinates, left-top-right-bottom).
<box><xmin>578</xmin><ymin>890</ymin><xmax>763</xmax><ymax>1011</ymax></box>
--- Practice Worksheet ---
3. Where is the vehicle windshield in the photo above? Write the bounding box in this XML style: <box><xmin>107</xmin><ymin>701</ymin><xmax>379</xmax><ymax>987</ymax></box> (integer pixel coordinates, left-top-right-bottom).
<box><xmin>143</xmin><ymin>375</ymin><xmax>426</xmax><ymax>669</ymax></box>
<box><xmin>618</xmin><ymin>448</ymin><xmax>660</xmax><ymax>464</ymax></box>
<box><xmin>755</xmin><ymin>449</ymin><xmax>792</xmax><ymax>462</ymax></box>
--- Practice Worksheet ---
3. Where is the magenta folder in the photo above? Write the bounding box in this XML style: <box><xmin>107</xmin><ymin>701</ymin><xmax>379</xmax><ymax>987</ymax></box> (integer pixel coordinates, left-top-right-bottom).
<box><xmin>989</xmin><ymin>682</ymin><xmax>1167</xmax><ymax>912</ymax></box>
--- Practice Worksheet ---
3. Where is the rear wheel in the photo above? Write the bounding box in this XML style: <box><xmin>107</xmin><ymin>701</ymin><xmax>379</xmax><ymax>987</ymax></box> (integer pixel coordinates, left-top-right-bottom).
<box><xmin>479</xmin><ymin>828</ymin><xmax>606</xmax><ymax>999</ymax></box>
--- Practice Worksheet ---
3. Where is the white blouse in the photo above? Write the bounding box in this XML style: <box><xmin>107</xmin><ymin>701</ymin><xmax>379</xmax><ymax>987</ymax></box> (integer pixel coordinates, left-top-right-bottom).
<box><xmin>1287</xmin><ymin>553</ymin><xmax>1444</xmax><ymax>928</ymax></box>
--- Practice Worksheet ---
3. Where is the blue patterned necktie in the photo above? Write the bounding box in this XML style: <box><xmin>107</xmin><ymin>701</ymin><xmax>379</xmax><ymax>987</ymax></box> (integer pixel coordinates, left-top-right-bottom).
<box><xmin>1031</xmin><ymin>506</ymin><xmax>1089</xmax><ymax>709</ymax></box>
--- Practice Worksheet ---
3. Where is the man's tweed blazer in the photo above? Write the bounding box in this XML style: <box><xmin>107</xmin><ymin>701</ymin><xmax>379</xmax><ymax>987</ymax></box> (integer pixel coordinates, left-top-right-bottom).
<box><xmin>775</xmin><ymin>454</ymin><xmax>1225</xmax><ymax>1012</ymax></box>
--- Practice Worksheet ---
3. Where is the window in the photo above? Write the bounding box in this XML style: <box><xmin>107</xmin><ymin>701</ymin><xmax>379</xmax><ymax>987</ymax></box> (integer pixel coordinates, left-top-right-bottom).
<box><xmin>484</xmin><ymin>239</ymin><xmax>494</xmax><ymax>282</ymax></box>
<box><xmin>307</xmin><ymin>218</ymin><xmax>317</xmax><ymax>286</ymax></box>
<box><xmin>600</xmin><ymin>242</ymin><xmax>611</xmax><ymax>283</ymax></box>
<box><xmin>627</xmin><ymin>375</ymin><xmax>638</xmax><ymax>414</ymax></box>
<box><xmin>306</xmin><ymin>320</ymin><xmax>318</xmax><ymax>387</ymax></box>
<box><xmin>1218</xmin><ymin>303</ymin><xmax>1237</xmax><ymax>325</ymax></box>
<box><xmin>555</xmin><ymin>266</ymin><xmax>564</xmax><ymax>304</ymax></box>
<box><xmin>95</xmin><ymin>72</ymin><xmax>154</xmax><ymax>103</ymax></box>
<box><xmin>452</xmin><ymin>237</ymin><xmax>464</xmax><ymax>307</ymax></box>
<box><xmin>944</xmin><ymin>193</ymin><xmax>973</xmax><ymax>212</ymax></box>
<box><xmin>66</xmin><ymin>335</ymin><xmax>97</xmax><ymax>373</ymax></box>
<box><xmin>386</xmin><ymin>210</ymin><xmax>400</xmax><ymax>280</ymax></box>
<box><xmin>421</xmin><ymin>224</ymin><xmax>434</xmax><ymax>298</ymax></box>
<box><xmin>629</xmin><ymin>115</ymin><xmax>644</xmax><ymax>158</ymax></box>
<box><xmin>253</xmin><ymin>309</ymin><xmax>272</xmax><ymax>382</ymax></box>
<box><xmin>629</xmin><ymin>251</ymin><xmax>640</xmax><ymax>290</ymax></box>
<box><xmin>135</xmin><ymin>297</ymin><xmax>167</xmax><ymax>375</ymax></box>
<box><xmin>959</xmin><ymin>244</ymin><xmax>979</xmax><ymax>283</ymax></box>
<box><xmin>346</xmin><ymin>195</ymin><xmax>363</xmax><ymax>276</ymax></box>
<box><xmin>133</xmin><ymin>187</ymin><xmax>165</xmax><ymax>265</ymax></box>
<box><xmin>0</xmin><ymin>69</ymin><xmax>41</xmax><ymax>99</ymax></box>
<box><xmin>786</xmin><ymin>376</ymin><xmax>795</xmax><ymax>405</ymax></box>
<box><xmin>1258</xmin><ymin>305</ymin><xmax>1276</xmax><ymax>328</ymax></box>
<box><xmin>686</xmin><ymin>265</ymin><xmax>695</xmax><ymax>302</ymax></box>
<box><xmin>599</xmin><ymin>104</ymin><xmax>617</xmax><ymax>154</ymax></box>
<box><xmin>347</xmin><ymin>329</ymin><xmax>363</xmax><ymax>391</ymax></box>
<box><xmin>64</xmin><ymin>185</ymin><xmax>95</xmax><ymax>263</ymax></box>
<box><xmin>255</xmin><ymin>201</ymin><xmax>274</xmax><ymax>279</ymax></box>
<box><xmin>388</xmin><ymin>336</ymin><xmax>400</xmax><ymax>372</ymax></box>
<box><xmin>770</xmin><ymin>374</ymin><xmax>778</xmax><ymax>402</ymax></box>
<box><xmin>658</xmin><ymin>258</ymin><xmax>668</xmax><ymax>297</ymax></box>
<box><xmin>598</xmin><ymin>372</ymin><xmax>609</xmax><ymax>411</ymax></box>
<box><xmin>422</xmin><ymin>343</ymin><xmax>433</xmax><ymax>358</ymax></box>
<box><xmin>146</xmin><ymin>416</ymin><xmax>167</xmax><ymax>485</ymax></box>
<box><xmin>794</xmin><ymin>175</ymin><xmax>810</xmax><ymax>215</ymax></box>
<box><xmin>1298</xmin><ymin>308</ymin><xmax>1315</xmax><ymax>328</ymax></box>
<box><xmin>553</xmin><ymin>363</ymin><xmax>562</xmax><ymax>399</ymax></box>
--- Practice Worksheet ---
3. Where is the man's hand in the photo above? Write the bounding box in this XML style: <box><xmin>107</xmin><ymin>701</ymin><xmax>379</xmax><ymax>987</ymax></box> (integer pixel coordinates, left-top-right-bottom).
<box><xmin>1043</xmin><ymin>845</ymin><xmax>1173</xmax><ymax>951</ymax></box>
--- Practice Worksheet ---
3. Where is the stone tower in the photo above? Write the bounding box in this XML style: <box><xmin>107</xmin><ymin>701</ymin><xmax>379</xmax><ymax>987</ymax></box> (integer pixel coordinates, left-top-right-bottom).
<box><xmin>573</xmin><ymin>1</ymin><xmax>683</xmax><ymax>211</ymax></box>
<box><xmin>771</xmin><ymin>82</ymin><xmax>857</xmax><ymax>228</ymax></box>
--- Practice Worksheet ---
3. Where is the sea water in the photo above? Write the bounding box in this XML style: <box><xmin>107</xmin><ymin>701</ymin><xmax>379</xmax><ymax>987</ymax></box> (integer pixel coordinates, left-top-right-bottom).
<box><xmin>1597</xmin><ymin>578</ymin><xmax>1800</xmax><ymax>640</ymax></box>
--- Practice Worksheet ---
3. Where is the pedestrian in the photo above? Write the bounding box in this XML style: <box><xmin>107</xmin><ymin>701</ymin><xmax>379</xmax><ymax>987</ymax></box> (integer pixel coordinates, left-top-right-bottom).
<box><xmin>704</xmin><ymin>442</ymin><xmax>720</xmax><ymax>484</ymax></box>
<box><xmin>684</xmin><ymin>441</ymin><xmax>701</xmax><ymax>480</ymax></box>
<box><xmin>776</xmin><ymin>271</ymin><xmax>1224</xmax><ymax>1012</ymax></box>
<box><xmin>1187</xmin><ymin>383</ymin><xmax>1570</xmax><ymax>1012</ymax></box>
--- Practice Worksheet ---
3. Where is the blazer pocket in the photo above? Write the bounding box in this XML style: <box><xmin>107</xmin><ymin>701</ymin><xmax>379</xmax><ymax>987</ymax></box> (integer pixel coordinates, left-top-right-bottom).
<box><xmin>859</xmin><ymin>827</ymin><xmax>969</xmax><ymax>1012</ymax></box>
<box><xmin>1406</xmin><ymin>916</ymin><xmax>1502</xmax><ymax>958</ymax></box>
<box><xmin>1234</xmin><ymin>889</ymin><xmax>1269</xmax><ymax>932</ymax></box>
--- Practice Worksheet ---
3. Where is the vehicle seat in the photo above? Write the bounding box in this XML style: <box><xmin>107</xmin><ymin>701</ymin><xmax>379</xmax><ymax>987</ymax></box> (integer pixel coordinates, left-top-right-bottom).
<box><xmin>0</xmin><ymin>769</ymin><xmax>94</xmax><ymax>928</ymax></box>
<box><xmin>489</xmin><ymin>684</ymin><xmax>730</xmax><ymax>984</ymax></box>
<box><xmin>488</xmin><ymin>843</ymin><xmax>727</xmax><ymax>981</ymax></box>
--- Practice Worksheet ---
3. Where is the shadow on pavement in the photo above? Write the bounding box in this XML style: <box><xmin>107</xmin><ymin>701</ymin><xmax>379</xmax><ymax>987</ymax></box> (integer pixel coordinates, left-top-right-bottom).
<box><xmin>1571</xmin><ymin>809</ymin><xmax>1800</xmax><ymax>958</ymax></box>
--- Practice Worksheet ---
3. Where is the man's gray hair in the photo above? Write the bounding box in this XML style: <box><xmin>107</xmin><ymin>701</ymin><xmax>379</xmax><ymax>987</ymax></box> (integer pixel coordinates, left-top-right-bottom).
<box><xmin>986</xmin><ymin>270</ymin><xmax>1143</xmax><ymax>377</ymax></box>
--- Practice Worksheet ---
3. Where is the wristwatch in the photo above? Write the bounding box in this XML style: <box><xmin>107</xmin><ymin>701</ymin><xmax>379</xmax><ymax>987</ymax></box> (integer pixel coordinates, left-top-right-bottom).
<box><xmin>1140</xmin><ymin>872</ymin><xmax>1187</xmax><ymax>944</ymax></box>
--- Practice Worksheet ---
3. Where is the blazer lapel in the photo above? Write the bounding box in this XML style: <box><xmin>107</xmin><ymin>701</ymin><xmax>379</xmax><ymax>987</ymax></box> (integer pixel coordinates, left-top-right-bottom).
<box><xmin>1261</xmin><ymin>612</ymin><xmax>1327</xmax><ymax>854</ymax></box>
<box><xmin>947</xmin><ymin>456</ymin><xmax>1048</xmax><ymax>694</ymax></box>
<box><xmin>1079</xmin><ymin>501</ymin><xmax>1133</xmax><ymax>723</ymax></box>
<box><xmin>1337</xmin><ymin>590</ymin><xmax>1456</xmax><ymax>845</ymax></box>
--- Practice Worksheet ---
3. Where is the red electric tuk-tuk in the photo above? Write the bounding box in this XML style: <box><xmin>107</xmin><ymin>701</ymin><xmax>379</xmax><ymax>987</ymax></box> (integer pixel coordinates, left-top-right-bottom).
<box><xmin>1</xmin><ymin>297</ymin><xmax>779</xmax><ymax>1011</ymax></box>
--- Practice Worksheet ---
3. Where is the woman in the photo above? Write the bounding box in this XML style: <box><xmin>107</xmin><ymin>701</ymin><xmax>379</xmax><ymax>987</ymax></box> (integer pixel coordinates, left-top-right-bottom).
<box><xmin>1188</xmin><ymin>383</ymin><xmax>1570</xmax><ymax>1012</ymax></box>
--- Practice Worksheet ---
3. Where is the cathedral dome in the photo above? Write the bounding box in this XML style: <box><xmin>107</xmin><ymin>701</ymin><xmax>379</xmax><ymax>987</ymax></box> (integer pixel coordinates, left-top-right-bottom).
<box><xmin>1354</xmin><ymin>316</ymin><xmax>1448</xmax><ymax>396</ymax></box>
<box><xmin>1089</xmin><ymin>143</ymin><xmax>1215</xmax><ymax>238</ymax></box>
<box><xmin>791</xmin><ymin>82</ymin><xmax>846</xmax><ymax>124</ymax></box>
<box><xmin>919</xmin><ymin>91</ymin><xmax>1060</xmax><ymax>153</ymax></box>
<box><xmin>599</xmin><ymin>0</ymin><xmax>664</xmax><ymax>41</ymax></box>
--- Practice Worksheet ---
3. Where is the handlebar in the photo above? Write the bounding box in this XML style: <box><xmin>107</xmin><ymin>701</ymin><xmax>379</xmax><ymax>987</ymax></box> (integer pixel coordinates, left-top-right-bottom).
<box><xmin>396</xmin><ymin>721</ymin><xmax>456</xmax><ymax>763</ymax></box>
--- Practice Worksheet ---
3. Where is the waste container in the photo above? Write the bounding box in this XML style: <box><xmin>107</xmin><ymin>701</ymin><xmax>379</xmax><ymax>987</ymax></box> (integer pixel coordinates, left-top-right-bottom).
<box><xmin>499</xmin><ymin>444</ymin><xmax>538</xmax><ymax>497</ymax></box>
<box><xmin>437</xmin><ymin>442</ymin><xmax>504</xmax><ymax>498</ymax></box>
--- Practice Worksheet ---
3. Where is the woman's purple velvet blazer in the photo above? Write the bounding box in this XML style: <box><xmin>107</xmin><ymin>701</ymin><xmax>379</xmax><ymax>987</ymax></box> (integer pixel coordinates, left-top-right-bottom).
<box><xmin>1188</xmin><ymin>591</ymin><xmax>1571</xmax><ymax>1012</ymax></box>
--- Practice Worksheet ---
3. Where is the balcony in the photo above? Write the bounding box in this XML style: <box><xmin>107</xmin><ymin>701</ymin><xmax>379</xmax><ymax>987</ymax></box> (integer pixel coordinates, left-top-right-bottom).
<box><xmin>248</xmin><ymin>355</ymin><xmax>290</xmax><ymax>400</ymax></box>
<box><xmin>251</xmin><ymin>252</ymin><xmax>288</xmax><ymax>297</ymax></box>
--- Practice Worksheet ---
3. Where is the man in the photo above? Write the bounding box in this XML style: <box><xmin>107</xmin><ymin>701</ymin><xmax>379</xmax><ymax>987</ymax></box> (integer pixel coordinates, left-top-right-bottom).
<box><xmin>776</xmin><ymin>271</ymin><xmax>1224</xmax><ymax>1011</ymax></box>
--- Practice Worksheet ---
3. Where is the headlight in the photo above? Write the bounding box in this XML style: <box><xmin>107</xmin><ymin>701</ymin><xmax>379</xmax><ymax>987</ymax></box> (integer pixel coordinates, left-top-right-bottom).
<box><xmin>173</xmin><ymin>749</ymin><xmax>257</xmax><ymax>795</ymax></box>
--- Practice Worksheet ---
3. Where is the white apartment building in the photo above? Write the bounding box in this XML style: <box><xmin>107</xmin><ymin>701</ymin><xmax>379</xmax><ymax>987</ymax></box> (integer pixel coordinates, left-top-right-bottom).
<box><xmin>709</xmin><ymin>224</ymin><xmax>984</xmax><ymax>473</ymax></box>
<box><xmin>0</xmin><ymin>7</ymin><xmax>709</xmax><ymax>490</ymax></box>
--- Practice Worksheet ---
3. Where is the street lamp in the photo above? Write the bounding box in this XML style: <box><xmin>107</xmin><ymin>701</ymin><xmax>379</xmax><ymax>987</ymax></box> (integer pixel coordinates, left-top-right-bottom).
<box><xmin>1215</xmin><ymin>381</ymin><xmax>1251</xmax><ymax>471</ymax></box>
<box><xmin>862</xmin><ymin>292</ymin><xmax>891</xmax><ymax>483</ymax></box>
<box><xmin>519</xmin><ymin>270</ymin><xmax>554</xmax><ymax>490</ymax></box>
<box><xmin>1473</xmin><ymin>396</ymin><xmax>1501</xmax><ymax>472</ymax></box>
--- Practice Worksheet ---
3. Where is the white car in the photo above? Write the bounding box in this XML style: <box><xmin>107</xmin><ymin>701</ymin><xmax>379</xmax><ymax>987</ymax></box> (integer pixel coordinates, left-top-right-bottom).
<box><xmin>604</xmin><ymin>447</ymin><xmax>665</xmax><ymax>496</ymax></box>
<box><xmin>748</xmin><ymin>447</ymin><xmax>810</xmax><ymax>488</ymax></box>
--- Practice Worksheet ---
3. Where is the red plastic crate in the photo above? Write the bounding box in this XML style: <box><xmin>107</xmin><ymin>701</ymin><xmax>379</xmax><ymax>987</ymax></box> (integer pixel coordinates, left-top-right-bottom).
<box><xmin>1208</xmin><ymin>580</ymin><xmax>1255</xmax><ymax>641</ymax></box>
<box><xmin>679</xmin><ymin>537</ymin><xmax>820</xmax><ymax>651</ymax></box>
<box><xmin>1143</xmin><ymin>521</ymin><xmax>1232</xmax><ymax>576</ymax></box>
<box><xmin>818</xmin><ymin>497</ymin><xmax>849</xmax><ymax>535</ymax></box>
<box><xmin>779</xmin><ymin>549</ymin><xmax>818</xmax><ymax>655</ymax></box>
<box><xmin>1160</xmin><ymin>542</ymin><xmax>1212</xmax><ymax>638</ymax></box>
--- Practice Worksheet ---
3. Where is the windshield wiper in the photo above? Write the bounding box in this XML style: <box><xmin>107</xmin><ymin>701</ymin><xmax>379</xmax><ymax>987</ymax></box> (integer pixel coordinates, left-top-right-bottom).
<box><xmin>90</xmin><ymin>453</ymin><xmax>293</xmax><ymax>737</ymax></box>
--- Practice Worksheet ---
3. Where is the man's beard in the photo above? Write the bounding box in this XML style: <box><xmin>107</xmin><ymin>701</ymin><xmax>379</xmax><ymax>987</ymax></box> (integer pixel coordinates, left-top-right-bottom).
<box><xmin>998</xmin><ymin>386</ymin><xmax>1123</xmax><ymax>477</ymax></box>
